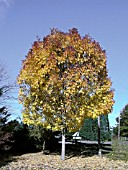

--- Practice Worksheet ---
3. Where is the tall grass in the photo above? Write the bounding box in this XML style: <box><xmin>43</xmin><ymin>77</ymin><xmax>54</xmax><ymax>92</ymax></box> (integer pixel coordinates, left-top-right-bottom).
<box><xmin>107</xmin><ymin>139</ymin><xmax>128</xmax><ymax>162</ymax></box>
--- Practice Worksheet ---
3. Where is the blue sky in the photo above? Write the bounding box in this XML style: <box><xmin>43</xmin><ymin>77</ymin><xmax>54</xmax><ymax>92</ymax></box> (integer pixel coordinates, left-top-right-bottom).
<box><xmin>0</xmin><ymin>0</ymin><xmax>128</xmax><ymax>127</ymax></box>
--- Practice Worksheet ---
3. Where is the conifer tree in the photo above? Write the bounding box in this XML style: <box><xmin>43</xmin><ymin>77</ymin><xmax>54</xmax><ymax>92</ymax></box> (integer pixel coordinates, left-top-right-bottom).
<box><xmin>80</xmin><ymin>114</ymin><xmax>111</xmax><ymax>141</ymax></box>
<box><xmin>0</xmin><ymin>105</ymin><xmax>11</xmax><ymax>150</ymax></box>
<box><xmin>114</xmin><ymin>104</ymin><xmax>128</xmax><ymax>138</ymax></box>
<box><xmin>120</xmin><ymin>104</ymin><xmax>128</xmax><ymax>137</ymax></box>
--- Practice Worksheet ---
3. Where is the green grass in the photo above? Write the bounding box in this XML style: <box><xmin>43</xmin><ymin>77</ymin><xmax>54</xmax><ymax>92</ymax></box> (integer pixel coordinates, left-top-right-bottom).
<box><xmin>107</xmin><ymin>139</ymin><xmax>128</xmax><ymax>162</ymax></box>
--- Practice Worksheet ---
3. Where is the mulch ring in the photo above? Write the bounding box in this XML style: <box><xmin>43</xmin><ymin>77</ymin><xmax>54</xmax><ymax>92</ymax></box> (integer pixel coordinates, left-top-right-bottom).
<box><xmin>0</xmin><ymin>152</ymin><xmax>128</xmax><ymax>170</ymax></box>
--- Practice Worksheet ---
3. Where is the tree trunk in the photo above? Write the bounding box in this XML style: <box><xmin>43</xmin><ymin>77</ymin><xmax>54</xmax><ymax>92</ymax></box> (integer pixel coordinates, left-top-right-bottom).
<box><xmin>118</xmin><ymin>115</ymin><xmax>120</xmax><ymax>141</ymax></box>
<box><xmin>42</xmin><ymin>140</ymin><xmax>46</xmax><ymax>151</ymax></box>
<box><xmin>98</xmin><ymin>116</ymin><xmax>101</xmax><ymax>156</ymax></box>
<box><xmin>61</xmin><ymin>129</ymin><xmax>65</xmax><ymax>160</ymax></box>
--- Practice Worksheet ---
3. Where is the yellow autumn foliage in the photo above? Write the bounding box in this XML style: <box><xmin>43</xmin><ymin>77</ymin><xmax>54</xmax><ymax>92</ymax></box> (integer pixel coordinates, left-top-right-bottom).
<box><xmin>17</xmin><ymin>28</ymin><xmax>114</xmax><ymax>132</ymax></box>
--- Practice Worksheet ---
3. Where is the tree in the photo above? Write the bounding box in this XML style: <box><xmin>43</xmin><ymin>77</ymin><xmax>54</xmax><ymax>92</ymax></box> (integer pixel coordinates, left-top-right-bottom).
<box><xmin>11</xmin><ymin>122</ymin><xmax>34</xmax><ymax>153</ymax></box>
<box><xmin>28</xmin><ymin>125</ymin><xmax>55</xmax><ymax>152</ymax></box>
<box><xmin>0</xmin><ymin>62</ymin><xmax>14</xmax><ymax>150</ymax></box>
<box><xmin>0</xmin><ymin>105</ymin><xmax>12</xmax><ymax>150</ymax></box>
<box><xmin>100</xmin><ymin>114</ymin><xmax>111</xmax><ymax>141</ymax></box>
<box><xmin>0</xmin><ymin>62</ymin><xmax>13</xmax><ymax>103</ymax></box>
<box><xmin>80</xmin><ymin>118</ymin><xmax>94</xmax><ymax>140</ymax></box>
<box><xmin>80</xmin><ymin>114</ymin><xmax>111</xmax><ymax>141</ymax></box>
<box><xmin>11</xmin><ymin>121</ymin><xmax>58</xmax><ymax>153</ymax></box>
<box><xmin>17</xmin><ymin>28</ymin><xmax>114</xmax><ymax>160</ymax></box>
<box><xmin>114</xmin><ymin>104</ymin><xmax>128</xmax><ymax>138</ymax></box>
<box><xmin>120</xmin><ymin>104</ymin><xmax>128</xmax><ymax>137</ymax></box>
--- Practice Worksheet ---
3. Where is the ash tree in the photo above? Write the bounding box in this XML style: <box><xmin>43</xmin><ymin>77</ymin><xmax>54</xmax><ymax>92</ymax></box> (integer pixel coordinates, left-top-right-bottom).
<box><xmin>18</xmin><ymin>28</ymin><xmax>114</xmax><ymax>160</ymax></box>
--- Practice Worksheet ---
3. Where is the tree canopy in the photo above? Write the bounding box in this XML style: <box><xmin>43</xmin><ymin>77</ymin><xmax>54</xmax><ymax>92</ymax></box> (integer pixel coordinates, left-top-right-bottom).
<box><xmin>18</xmin><ymin>28</ymin><xmax>114</xmax><ymax>132</ymax></box>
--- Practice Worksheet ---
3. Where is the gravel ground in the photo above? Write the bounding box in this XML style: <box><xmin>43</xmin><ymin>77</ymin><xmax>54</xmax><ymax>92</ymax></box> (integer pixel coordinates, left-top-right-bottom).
<box><xmin>0</xmin><ymin>152</ymin><xmax>128</xmax><ymax>170</ymax></box>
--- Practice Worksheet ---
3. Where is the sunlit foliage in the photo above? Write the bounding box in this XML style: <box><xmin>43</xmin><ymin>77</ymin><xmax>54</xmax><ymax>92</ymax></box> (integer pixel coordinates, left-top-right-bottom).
<box><xmin>18</xmin><ymin>28</ymin><xmax>114</xmax><ymax>132</ymax></box>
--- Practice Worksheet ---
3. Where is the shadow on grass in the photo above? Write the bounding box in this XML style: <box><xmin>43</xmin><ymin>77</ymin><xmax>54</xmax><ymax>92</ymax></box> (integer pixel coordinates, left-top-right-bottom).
<box><xmin>0</xmin><ymin>150</ymin><xmax>18</xmax><ymax>168</ymax></box>
<box><xmin>49</xmin><ymin>142</ymin><xmax>104</xmax><ymax>159</ymax></box>
<box><xmin>0</xmin><ymin>141</ymin><xmax>112</xmax><ymax>168</ymax></box>
<box><xmin>0</xmin><ymin>149</ymin><xmax>39</xmax><ymax>169</ymax></box>
<box><xmin>65</xmin><ymin>146</ymin><xmax>98</xmax><ymax>159</ymax></box>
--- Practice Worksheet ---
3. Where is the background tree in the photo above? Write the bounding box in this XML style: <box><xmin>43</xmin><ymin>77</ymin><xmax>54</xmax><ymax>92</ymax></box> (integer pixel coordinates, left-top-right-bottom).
<box><xmin>80</xmin><ymin>114</ymin><xmax>111</xmax><ymax>141</ymax></box>
<box><xmin>18</xmin><ymin>28</ymin><xmax>114</xmax><ymax>160</ymax></box>
<box><xmin>0</xmin><ymin>105</ymin><xmax>12</xmax><ymax>150</ymax></box>
<box><xmin>28</xmin><ymin>125</ymin><xmax>45</xmax><ymax>151</ymax></box>
<box><xmin>0</xmin><ymin>62</ymin><xmax>13</xmax><ymax>103</ymax></box>
<box><xmin>0</xmin><ymin>62</ymin><xmax>14</xmax><ymax>151</ymax></box>
<box><xmin>100</xmin><ymin>114</ymin><xmax>111</xmax><ymax>141</ymax></box>
<box><xmin>120</xmin><ymin>104</ymin><xmax>128</xmax><ymax>137</ymax></box>
<box><xmin>80</xmin><ymin>118</ymin><xmax>94</xmax><ymax>140</ymax></box>
<box><xmin>114</xmin><ymin>104</ymin><xmax>128</xmax><ymax>138</ymax></box>
<box><xmin>11</xmin><ymin>121</ymin><xmax>59</xmax><ymax>153</ymax></box>
<box><xmin>28</xmin><ymin>125</ymin><xmax>57</xmax><ymax>152</ymax></box>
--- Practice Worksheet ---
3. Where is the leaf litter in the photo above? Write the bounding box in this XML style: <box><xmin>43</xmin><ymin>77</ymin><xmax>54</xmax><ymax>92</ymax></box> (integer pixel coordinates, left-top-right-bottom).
<box><xmin>0</xmin><ymin>152</ymin><xmax>128</xmax><ymax>170</ymax></box>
